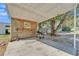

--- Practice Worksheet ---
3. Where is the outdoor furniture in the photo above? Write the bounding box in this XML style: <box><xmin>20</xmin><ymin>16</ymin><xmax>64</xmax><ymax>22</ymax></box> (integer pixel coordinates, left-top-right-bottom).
<box><xmin>37</xmin><ymin>31</ymin><xmax>45</xmax><ymax>39</ymax></box>
<box><xmin>0</xmin><ymin>41</ymin><xmax>8</xmax><ymax>47</ymax></box>
<box><xmin>0</xmin><ymin>41</ymin><xmax>8</xmax><ymax>56</ymax></box>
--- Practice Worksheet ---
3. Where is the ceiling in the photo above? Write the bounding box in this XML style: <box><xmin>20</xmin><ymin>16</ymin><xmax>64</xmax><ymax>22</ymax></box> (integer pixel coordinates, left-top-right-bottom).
<box><xmin>6</xmin><ymin>3</ymin><xmax>75</xmax><ymax>23</ymax></box>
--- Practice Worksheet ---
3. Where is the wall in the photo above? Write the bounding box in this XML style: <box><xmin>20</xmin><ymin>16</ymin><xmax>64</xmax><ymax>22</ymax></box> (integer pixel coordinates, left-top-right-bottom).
<box><xmin>11</xmin><ymin>17</ymin><xmax>37</xmax><ymax>40</ymax></box>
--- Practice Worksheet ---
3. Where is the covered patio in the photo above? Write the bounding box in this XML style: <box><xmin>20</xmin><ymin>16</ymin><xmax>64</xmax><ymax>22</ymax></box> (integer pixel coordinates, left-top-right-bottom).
<box><xmin>4</xmin><ymin>3</ymin><xmax>79</xmax><ymax>56</ymax></box>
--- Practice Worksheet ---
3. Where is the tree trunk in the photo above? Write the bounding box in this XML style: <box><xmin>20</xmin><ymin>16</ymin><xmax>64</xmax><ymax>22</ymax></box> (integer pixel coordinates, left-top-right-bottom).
<box><xmin>51</xmin><ymin>20</ymin><xmax>56</xmax><ymax>36</ymax></box>
<box><xmin>51</xmin><ymin>11</ymin><xmax>70</xmax><ymax>36</ymax></box>
<box><xmin>55</xmin><ymin>11</ymin><xmax>70</xmax><ymax>31</ymax></box>
<box><xmin>55</xmin><ymin>15</ymin><xmax>66</xmax><ymax>31</ymax></box>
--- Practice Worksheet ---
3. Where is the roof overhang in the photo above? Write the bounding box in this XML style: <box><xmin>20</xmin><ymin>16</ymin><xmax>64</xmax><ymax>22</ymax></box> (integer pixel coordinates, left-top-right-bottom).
<box><xmin>6</xmin><ymin>3</ymin><xmax>75</xmax><ymax>23</ymax></box>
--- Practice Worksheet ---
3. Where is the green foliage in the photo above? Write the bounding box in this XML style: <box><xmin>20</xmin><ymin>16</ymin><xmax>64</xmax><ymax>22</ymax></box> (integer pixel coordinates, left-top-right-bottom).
<box><xmin>62</xmin><ymin>27</ymin><xmax>71</xmax><ymax>32</ymax></box>
<box><xmin>53</xmin><ymin>15</ymin><xmax>62</xmax><ymax>21</ymax></box>
<box><xmin>6</xmin><ymin>29</ymin><xmax>10</xmax><ymax>34</ymax></box>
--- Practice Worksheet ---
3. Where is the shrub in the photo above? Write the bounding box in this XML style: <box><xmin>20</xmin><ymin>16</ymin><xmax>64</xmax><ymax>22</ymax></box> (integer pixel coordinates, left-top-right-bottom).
<box><xmin>62</xmin><ymin>27</ymin><xmax>71</xmax><ymax>32</ymax></box>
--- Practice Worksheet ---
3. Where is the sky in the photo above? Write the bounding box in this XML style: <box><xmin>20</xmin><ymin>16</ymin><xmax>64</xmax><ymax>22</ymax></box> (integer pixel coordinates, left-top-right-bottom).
<box><xmin>0</xmin><ymin>3</ymin><xmax>10</xmax><ymax>23</ymax></box>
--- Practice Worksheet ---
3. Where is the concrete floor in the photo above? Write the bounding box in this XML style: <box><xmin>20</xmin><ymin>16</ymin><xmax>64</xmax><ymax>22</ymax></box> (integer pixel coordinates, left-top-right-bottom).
<box><xmin>4</xmin><ymin>38</ymin><xmax>71</xmax><ymax>56</ymax></box>
<box><xmin>37</xmin><ymin>35</ymin><xmax>76</xmax><ymax>55</ymax></box>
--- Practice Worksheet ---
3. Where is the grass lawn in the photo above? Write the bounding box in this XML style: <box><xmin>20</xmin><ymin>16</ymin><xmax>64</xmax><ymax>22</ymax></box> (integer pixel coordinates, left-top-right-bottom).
<box><xmin>0</xmin><ymin>35</ymin><xmax>10</xmax><ymax>40</ymax></box>
<box><xmin>0</xmin><ymin>35</ymin><xmax>10</xmax><ymax>56</ymax></box>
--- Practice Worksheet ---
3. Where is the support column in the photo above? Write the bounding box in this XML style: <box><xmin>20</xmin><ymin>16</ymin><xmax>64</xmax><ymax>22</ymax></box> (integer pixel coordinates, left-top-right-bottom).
<box><xmin>73</xmin><ymin>3</ymin><xmax>77</xmax><ymax>55</ymax></box>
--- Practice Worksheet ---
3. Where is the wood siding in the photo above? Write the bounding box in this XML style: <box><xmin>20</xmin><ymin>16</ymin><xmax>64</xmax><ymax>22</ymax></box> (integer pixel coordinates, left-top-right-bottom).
<box><xmin>11</xmin><ymin>17</ymin><xmax>37</xmax><ymax>40</ymax></box>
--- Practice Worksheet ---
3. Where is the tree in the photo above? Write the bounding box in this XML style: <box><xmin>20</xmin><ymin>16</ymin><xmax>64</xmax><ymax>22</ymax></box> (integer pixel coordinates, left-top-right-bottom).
<box><xmin>51</xmin><ymin>11</ymin><xmax>71</xmax><ymax>36</ymax></box>
<box><xmin>38</xmin><ymin>10</ymin><xmax>72</xmax><ymax>36</ymax></box>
